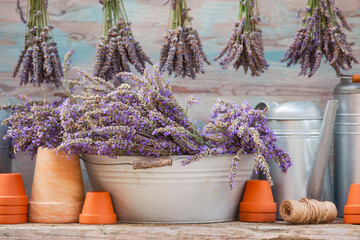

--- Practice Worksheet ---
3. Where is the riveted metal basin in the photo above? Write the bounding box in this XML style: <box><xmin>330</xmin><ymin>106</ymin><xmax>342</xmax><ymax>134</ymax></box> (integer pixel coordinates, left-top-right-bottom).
<box><xmin>82</xmin><ymin>154</ymin><xmax>254</xmax><ymax>223</ymax></box>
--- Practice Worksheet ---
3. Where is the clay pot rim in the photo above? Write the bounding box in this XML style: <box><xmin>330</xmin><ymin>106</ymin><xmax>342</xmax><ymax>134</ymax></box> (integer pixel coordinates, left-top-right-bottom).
<box><xmin>344</xmin><ymin>205</ymin><xmax>360</xmax><ymax>215</ymax></box>
<box><xmin>80</xmin><ymin>213</ymin><xmax>117</xmax><ymax>217</ymax></box>
<box><xmin>239</xmin><ymin>212</ymin><xmax>276</xmax><ymax>223</ymax></box>
<box><xmin>344</xmin><ymin>214</ymin><xmax>360</xmax><ymax>224</ymax></box>
<box><xmin>0</xmin><ymin>205</ymin><xmax>28</xmax><ymax>215</ymax></box>
<box><xmin>0</xmin><ymin>173</ymin><xmax>21</xmax><ymax>176</ymax></box>
<box><xmin>239</xmin><ymin>202</ymin><xmax>276</xmax><ymax>213</ymax></box>
<box><xmin>0</xmin><ymin>214</ymin><xmax>27</xmax><ymax>224</ymax></box>
<box><xmin>79</xmin><ymin>213</ymin><xmax>117</xmax><ymax>224</ymax></box>
<box><xmin>0</xmin><ymin>196</ymin><xmax>28</xmax><ymax>206</ymax></box>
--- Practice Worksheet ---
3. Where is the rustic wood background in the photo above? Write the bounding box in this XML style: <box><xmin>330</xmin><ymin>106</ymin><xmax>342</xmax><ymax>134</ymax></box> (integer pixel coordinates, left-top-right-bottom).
<box><xmin>0</xmin><ymin>0</ymin><xmax>359</xmax><ymax>195</ymax></box>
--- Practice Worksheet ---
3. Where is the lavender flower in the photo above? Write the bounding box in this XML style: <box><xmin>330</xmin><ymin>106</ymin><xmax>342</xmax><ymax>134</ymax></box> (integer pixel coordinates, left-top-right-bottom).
<box><xmin>186</xmin><ymin>95</ymin><xmax>199</xmax><ymax>108</ymax></box>
<box><xmin>215</xmin><ymin>0</ymin><xmax>268</xmax><ymax>76</ymax></box>
<box><xmin>159</xmin><ymin>0</ymin><xmax>210</xmax><ymax>79</ymax></box>
<box><xmin>282</xmin><ymin>0</ymin><xmax>358</xmax><ymax>77</ymax></box>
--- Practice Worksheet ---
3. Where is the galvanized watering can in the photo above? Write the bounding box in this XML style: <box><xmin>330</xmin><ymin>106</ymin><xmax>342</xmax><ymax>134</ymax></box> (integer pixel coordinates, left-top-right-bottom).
<box><xmin>256</xmin><ymin>100</ymin><xmax>338</xmax><ymax>219</ymax></box>
<box><xmin>333</xmin><ymin>75</ymin><xmax>360</xmax><ymax>217</ymax></box>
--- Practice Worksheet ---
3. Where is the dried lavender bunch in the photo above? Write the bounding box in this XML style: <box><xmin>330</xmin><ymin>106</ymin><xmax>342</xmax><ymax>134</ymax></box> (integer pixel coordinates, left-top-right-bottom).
<box><xmin>202</xmin><ymin>99</ymin><xmax>292</xmax><ymax>189</ymax></box>
<box><xmin>58</xmin><ymin>66</ymin><xmax>209</xmax><ymax>158</ymax></box>
<box><xmin>282</xmin><ymin>0</ymin><xmax>358</xmax><ymax>77</ymax></box>
<box><xmin>13</xmin><ymin>0</ymin><xmax>63</xmax><ymax>87</ymax></box>
<box><xmin>93</xmin><ymin>0</ymin><xmax>152</xmax><ymax>81</ymax></box>
<box><xmin>2</xmin><ymin>98</ymin><xmax>64</xmax><ymax>159</ymax></box>
<box><xmin>215</xmin><ymin>0</ymin><xmax>268</xmax><ymax>76</ymax></box>
<box><xmin>159</xmin><ymin>0</ymin><xmax>210</xmax><ymax>79</ymax></box>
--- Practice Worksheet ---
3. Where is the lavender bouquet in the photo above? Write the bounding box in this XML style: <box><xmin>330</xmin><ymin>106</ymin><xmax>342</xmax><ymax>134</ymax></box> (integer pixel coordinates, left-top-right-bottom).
<box><xmin>58</xmin><ymin>66</ymin><xmax>210</xmax><ymax>159</ymax></box>
<box><xmin>282</xmin><ymin>0</ymin><xmax>358</xmax><ymax>77</ymax></box>
<box><xmin>202</xmin><ymin>99</ymin><xmax>292</xmax><ymax>189</ymax></box>
<box><xmin>159</xmin><ymin>0</ymin><xmax>210</xmax><ymax>79</ymax></box>
<box><xmin>57</xmin><ymin>66</ymin><xmax>291</xmax><ymax>188</ymax></box>
<box><xmin>93</xmin><ymin>0</ymin><xmax>152</xmax><ymax>81</ymax></box>
<box><xmin>13</xmin><ymin>0</ymin><xmax>63</xmax><ymax>87</ymax></box>
<box><xmin>2</xmin><ymin>97</ymin><xmax>63</xmax><ymax>159</ymax></box>
<box><xmin>215</xmin><ymin>0</ymin><xmax>268</xmax><ymax>76</ymax></box>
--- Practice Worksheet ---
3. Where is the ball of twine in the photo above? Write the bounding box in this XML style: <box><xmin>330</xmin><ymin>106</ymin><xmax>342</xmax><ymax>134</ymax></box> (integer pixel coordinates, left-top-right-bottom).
<box><xmin>279</xmin><ymin>198</ymin><xmax>337</xmax><ymax>224</ymax></box>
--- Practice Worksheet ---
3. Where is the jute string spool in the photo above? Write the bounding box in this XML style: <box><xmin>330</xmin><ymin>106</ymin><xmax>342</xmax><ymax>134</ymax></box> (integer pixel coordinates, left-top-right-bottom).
<box><xmin>279</xmin><ymin>198</ymin><xmax>337</xmax><ymax>224</ymax></box>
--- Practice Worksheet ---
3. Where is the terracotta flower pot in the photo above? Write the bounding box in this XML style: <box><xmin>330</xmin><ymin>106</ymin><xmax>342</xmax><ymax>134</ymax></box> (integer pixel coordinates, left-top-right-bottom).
<box><xmin>0</xmin><ymin>205</ymin><xmax>28</xmax><ymax>215</ymax></box>
<box><xmin>239</xmin><ymin>180</ymin><xmax>276</xmax><ymax>222</ymax></box>
<box><xmin>0</xmin><ymin>173</ymin><xmax>28</xmax><ymax>206</ymax></box>
<box><xmin>344</xmin><ymin>183</ymin><xmax>360</xmax><ymax>224</ymax></box>
<box><xmin>29</xmin><ymin>148</ymin><xmax>85</xmax><ymax>223</ymax></box>
<box><xmin>79</xmin><ymin>192</ymin><xmax>117</xmax><ymax>224</ymax></box>
<box><xmin>0</xmin><ymin>214</ymin><xmax>27</xmax><ymax>224</ymax></box>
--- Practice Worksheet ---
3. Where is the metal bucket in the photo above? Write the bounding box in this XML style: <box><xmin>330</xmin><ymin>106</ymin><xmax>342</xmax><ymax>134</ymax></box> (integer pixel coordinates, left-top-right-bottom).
<box><xmin>82</xmin><ymin>154</ymin><xmax>254</xmax><ymax>223</ymax></box>
<box><xmin>334</xmin><ymin>75</ymin><xmax>360</xmax><ymax>217</ymax></box>
<box><xmin>0</xmin><ymin>110</ymin><xmax>10</xmax><ymax>173</ymax></box>
<box><xmin>256</xmin><ymin>101</ymin><xmax>332</xmax><ymax>219</ymax></box>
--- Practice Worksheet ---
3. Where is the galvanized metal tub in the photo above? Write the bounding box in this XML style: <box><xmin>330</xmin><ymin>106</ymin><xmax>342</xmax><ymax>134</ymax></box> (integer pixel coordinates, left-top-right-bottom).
<box><xmin>82</xmin><ymin>154</ymin><xmax>254</xmax><ymax>223</ymax></box>
<box><xmin>334</xmin><ymin>75</ymin><xmax>360</xmax><ymax>217</ymax></box>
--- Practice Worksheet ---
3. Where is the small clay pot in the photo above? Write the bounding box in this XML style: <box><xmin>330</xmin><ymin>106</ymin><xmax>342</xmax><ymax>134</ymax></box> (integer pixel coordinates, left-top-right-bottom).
<box><xmin>344</xmin><ymin>183</ymin><xmax>360</xmax><ymax>224</ymax></box>
<box><xmin>29</xmin><ymin>148</ymin><xmax>84</xmax><ymax>223</ymax></box>
<box><xmin>0</xmin><ymin>214</ymin><xmax>27</xmax><ymax>224</ymax></box>
<box><xmin>0</xmin><ymin>173</ymin><xmax>28</xmax><ymax>206</ymax></box>
<box><xmin>239</xmin><ymin>180</ymin><xmax>276</xmax><ymax>222</ymax></box>
<box><xmin>79</xmin><ymin>192</ymin><xmax>117</xmax><ymax>224</ymax></box>
<box><xmin>0</xmin><ymin>205</ymin><xmax>28</xmax><ymax>215</ymax></box>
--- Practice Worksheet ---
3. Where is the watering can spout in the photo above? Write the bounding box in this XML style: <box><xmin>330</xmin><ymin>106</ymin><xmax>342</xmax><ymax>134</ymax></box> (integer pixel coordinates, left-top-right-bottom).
<box><xmin>307</xmin><ymin>99</ymin><xmax>338</xmax><ymax>200</ymax></box>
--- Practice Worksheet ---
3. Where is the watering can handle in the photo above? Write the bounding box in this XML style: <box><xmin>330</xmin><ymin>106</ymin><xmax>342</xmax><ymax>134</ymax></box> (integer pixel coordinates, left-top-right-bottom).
<box><xmin>307</xmin><ymin>99</ymin><xmax>338</xmax><ymax>200</ymax></box>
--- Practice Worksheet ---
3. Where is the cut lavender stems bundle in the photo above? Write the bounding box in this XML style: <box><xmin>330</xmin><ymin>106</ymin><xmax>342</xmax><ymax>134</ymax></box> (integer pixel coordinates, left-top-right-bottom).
<box><xmin>2</xmin><ymin>97</ymin><xmax>64</xmax><ymax>159</ymax></box>
<box><xmin>282</xmin><ymin>0</ymin><xmax>358</xmax><ymax>77</ymax></box>
<box><xmin>55</xmin><ymin>66</ymin><xmax>291</xmax><ymax>189</ymax></box>
<box><xmin>215</xmin><ymin>0</ymin><xmax>268</xmax><ymax>76</ymax></box>
<box><xmin>93</xmin><ymin>0</ymin><xmax>152</xmax><ymax>81</ymax></box>
<box><xmin>159</xmin><ymin>0</ymin><xmax>210</xmax><ymax>79</ymax></box>
<box><xmin>13</xmin><ymin>0</ymin><xmax>63</xmax><ymax>87</ymax></box>
<box><xmin>202</xmin><ymin>99</ymin><xmax>292</xmax><ymax>189</ymax></box>
<box><xmin>58</xmin><ymin>66</ymin><xmax>208</xmax><ymax>157</ymax></box>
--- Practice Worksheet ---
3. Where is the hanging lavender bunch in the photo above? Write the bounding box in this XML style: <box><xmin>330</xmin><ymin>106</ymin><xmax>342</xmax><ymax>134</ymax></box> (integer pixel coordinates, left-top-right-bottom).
<box><xmin>282</xmin><ymin>0</ymin><xmax>358</xmax><ymax>77</ymax></box>
<box><xmin>159</xmin><ymin>0</ymin><xmax>210</xmax><ymax>79</ymax></box>
<box><xmin>215</xmin><ymin>0</ymin><xmax>268</xmax><ymax>76</ymax></box>
<box><xmin>93</xmin><ymin>0</ymin><xmax>152</xmax><ymax>81</ymax></box>
<box><xmin>202</xmin><ymin>99</ymin><xmax>292</xmax><ymax>189</ymax></box>
<box><xmin>13</xmin><ymin>0</ymin><xmax>63</xmax><ymax>87</ymax></box>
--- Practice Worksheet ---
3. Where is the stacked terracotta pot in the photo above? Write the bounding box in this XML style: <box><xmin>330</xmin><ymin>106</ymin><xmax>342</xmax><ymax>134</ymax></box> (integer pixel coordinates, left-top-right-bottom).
<box><xmin>344</xmin><ymin>183</ymin><xmax>360</xmax><ymax>224</ymax></box>
<box><xmin>239</xmin><ymin>180</ymin><xmax>277</xmax><ymax>222</ymax></box>
<box><xmin>0</xmin><ymin>173</ymin><xmax>28</xmax><ymax>224</ymax></box>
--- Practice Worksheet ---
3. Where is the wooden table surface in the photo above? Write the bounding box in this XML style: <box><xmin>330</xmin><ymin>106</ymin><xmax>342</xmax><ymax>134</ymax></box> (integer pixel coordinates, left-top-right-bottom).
<box><xmin>0</xmin><ymin>219</ymin><xmax>359</xmax><ymax>240</ymax></box>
